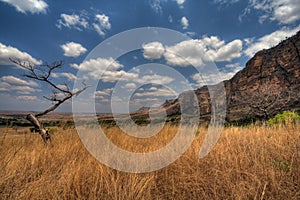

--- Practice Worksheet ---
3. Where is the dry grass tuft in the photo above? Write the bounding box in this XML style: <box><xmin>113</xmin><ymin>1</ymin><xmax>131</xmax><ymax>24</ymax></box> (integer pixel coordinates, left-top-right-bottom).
<box><xmin>0</xmin><ymin>124</ymin><xmax>299</xmax><ymax>199</ymax></box>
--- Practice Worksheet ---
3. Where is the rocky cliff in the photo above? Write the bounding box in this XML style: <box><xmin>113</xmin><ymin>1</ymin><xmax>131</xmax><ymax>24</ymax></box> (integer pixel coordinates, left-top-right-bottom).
<box><xmin>163</xmin><ymin>30</ymin><xmax>300</xmax><ymax>123</ymax></box>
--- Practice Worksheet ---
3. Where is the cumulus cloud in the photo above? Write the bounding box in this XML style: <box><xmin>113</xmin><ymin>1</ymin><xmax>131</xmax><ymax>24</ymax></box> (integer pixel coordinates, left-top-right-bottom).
<box><xmin>164</xmin><ymin>40</ymin><xmax>206</xmax><ymax>67</ymax></box>
<box><xmin>181</xmin><ymin>16</ymin><xmax>189</xmax><ymax>29</ymax></box>
<box><xmin>122</xmin><ymin>83</ymin><xmax>137</xmax><ymax>89</ymax></box>
<box><xmin>250</xmin><ymin>0</ymin><xmax>300</xmax><ymax>24</ymax></box>
<box><xmin>149</xmin><ymin>0</ymin><xmax>186</xmax><ymax>13</ymax></box>
<box><xmin>214</xmin><ymin>0</ymin><xmax>300</xmax><ymax>24</ymax></box>
<box><xmin>16</xmin><ymin>95</ymin><xmax>37</xmax><ymax>100</ymax></box>
<box><xmin>71</xmin><ymin>57</ymin><xmax>137</xmax><ymax>82</ymax></box>
<box><xmin>94</xmin><ymin>88</ymin><xmax>113</xmax><ymax>102</ymax></box>
<box><xmin>192</xmin><ymin>63</ymin><xmax>243</xmax><ymax>86</ymax></box>
<box><xmin>176</xmin><ymin>0</ymin><xmax>185</xmax><ymax>8</ymax></box>
<box><xmin>176</xmin><ymin>0</ymin><xmax>185</xmax><ymax>5</ymax></box>
<box><xmin>56</xmin><ymin>13</ymin><xmax>89</xmax><ymax>30</ymax></box>
<box><xmin>94</xmin><ymin>88</ymin><xmax>113</xmax><ymax>97</ymax></box>
<box><xmin>72</xmin><ymin>57</ymin><xmax>122</xmax><ymax>72</ymax></box>
<box><xmin>0</xmin><ymin>75</ymin><xmax>40</xmax><ymax>94</ymax></box>
<box><xmin>244</xmin><ymin>26</ymin><xmax>300</xmax><ymax>57</ymax></box>
<box><xmin>164</xmin><ymin>36</ymin><xmax>243</xmax><ymax>67</ymax></box>
<box><xmin>0</xmin><ymin>83</ymin><xmax>38</xmax><ymax>94</ymax></box>
<box><xmin>234</xmin><ymin>0</ymin><xmax>300</xmax><ymax>24</ymax></box>
<box><xmin>137</xmin><ymin>74</ymin><xmax>174</xmax><ymax>85</ymax></box>
<box><xmin>0</xmin><ymin>42</ymin><xmax>41</xmax><ymax>65</ymax></box>
<box><xmin>61</xmin><ymin>42</ymin><xmax>87</xmax><ymax>57</ymax></box>
<box><xmin>0</xmin><ymin>0</ymin><xmax>48</xmax><ymax>14</ymax></box>
<box><xmin>93</xmin><ymin>14</ymin><xmax>111</xmax><ymax>36</ymax></box>
<box><xmin>52</xmin><ymin>72</ymin><xmax>77</xmax><ymax>81</ymax></box>
<box><xmin>134</xmin><ymin>87</ymin><xmax>177</xmax><ymax>97</ymax></box>
<box><xmin>142</xmin><ymin>42</ymin><xmax>165</xmax><ymax>59</ymax></box>
<box><xmin>0</xmin><ymin>76</ymin><xmax>38</xmax><ymax>87</ymax></box>
<box><xmin>207</xmin><ymin>40</ymin><xmax>243</xmax><ymax>61</ymax></box>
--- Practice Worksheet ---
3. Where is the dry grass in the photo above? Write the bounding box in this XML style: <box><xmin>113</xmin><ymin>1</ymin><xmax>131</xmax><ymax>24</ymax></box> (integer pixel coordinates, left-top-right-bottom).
<box><xmin>0</xmin><ymin>124</ymin><xmax>299</xmax><ymax>199</ymax></box>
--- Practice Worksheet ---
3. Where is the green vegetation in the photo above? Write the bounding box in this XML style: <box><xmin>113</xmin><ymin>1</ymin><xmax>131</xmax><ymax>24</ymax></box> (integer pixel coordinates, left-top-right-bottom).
<box><xmin>270</xmin><ymin>158</ymin><xmax>291</xmax><ymax>172</ymax></box>
<box><xmin>267</xmin><ymin>110</ymin><xmax>300</xmax><ymax>126</ymax></box>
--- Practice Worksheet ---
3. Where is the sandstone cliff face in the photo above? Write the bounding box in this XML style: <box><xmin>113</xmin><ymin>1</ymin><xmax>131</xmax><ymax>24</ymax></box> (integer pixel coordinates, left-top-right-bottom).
<box><xmin>164</xmin><ymin>31</ymin><xmax>300</xmax><ymax>123</ymax></box>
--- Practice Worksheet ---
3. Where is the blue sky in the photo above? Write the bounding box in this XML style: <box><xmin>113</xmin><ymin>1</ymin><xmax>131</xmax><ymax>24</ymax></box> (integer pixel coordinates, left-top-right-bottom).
<box><xmin>0</xmin><ymin>0</ymin><xmax>299</xmax><ymax>113</ymax></box>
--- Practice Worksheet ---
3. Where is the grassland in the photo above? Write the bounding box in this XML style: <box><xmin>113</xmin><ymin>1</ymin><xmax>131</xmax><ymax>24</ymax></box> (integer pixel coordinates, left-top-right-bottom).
<box><xmin>0</xmin><ymin>124</ymin><xmax>299</xmax><ymax>199</ymax></box>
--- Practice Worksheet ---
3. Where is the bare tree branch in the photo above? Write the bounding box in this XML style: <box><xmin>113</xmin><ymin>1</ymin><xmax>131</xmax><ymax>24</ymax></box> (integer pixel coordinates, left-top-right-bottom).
<box><xmin>243</xmin><ymin>82</ymin><xmax>291</xmax><ymax>124</ymax></box>
<box><xmin>35</xmin><ymin>81</ymin><xmax>90</xmax><ymax>117</ymax></box>
<box><xmin>10</xmin><ymin>57</ymin><xmax>90</xmax><ymax>143</ymax></box>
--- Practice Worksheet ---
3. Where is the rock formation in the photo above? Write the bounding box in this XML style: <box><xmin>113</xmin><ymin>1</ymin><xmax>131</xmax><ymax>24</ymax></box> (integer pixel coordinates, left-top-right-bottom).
<box><xmin>163</xmin><ymin>30</ymin><xmax>300</xmax><ymax>123</ymax></box>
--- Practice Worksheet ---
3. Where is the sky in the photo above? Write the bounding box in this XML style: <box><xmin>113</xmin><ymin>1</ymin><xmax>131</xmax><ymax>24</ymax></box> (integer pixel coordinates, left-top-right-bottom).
<box><xmin>0</xmin><ymin>0</ymin><xmax>300</xmax><ymax>113</ymax></box>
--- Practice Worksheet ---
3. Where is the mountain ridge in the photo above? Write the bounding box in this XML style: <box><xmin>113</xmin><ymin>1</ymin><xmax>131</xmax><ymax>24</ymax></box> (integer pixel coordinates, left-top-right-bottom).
<box><xmin>162</xmin><ymin>30</ymin><xmax>300</xmax><ymax>123</ymax></box>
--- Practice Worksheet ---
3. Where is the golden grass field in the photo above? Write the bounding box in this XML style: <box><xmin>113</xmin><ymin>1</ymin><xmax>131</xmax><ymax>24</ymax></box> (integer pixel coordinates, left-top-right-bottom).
<box><xmin>0</xmin><ymin>124</ymin><xmax>299</xmax><ymax>199</ymax></box>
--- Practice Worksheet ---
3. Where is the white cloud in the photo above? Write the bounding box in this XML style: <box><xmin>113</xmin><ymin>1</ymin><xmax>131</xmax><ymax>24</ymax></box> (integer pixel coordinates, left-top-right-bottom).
<box><xmin>149</xmin><ymin>0</ymin><xmax>185</xmax><ymax>13</ymax></box>
<box><xmin>95</xmin><ymin>88</ymin><xmax>112</xmax><ymax>96</ymax></box>
<box><xmin>201</xmin><ymin>36</ymin><xmax>225</xmax><ymax>49</ymax></box>
<box><xmin>57</xmin><ymin>13</ymin><xmax>112</xmax><ymax>36</ymax></box>
<box><xmin>56</xmin><ymin>13</ymin><xmax>89</xmax><ymax>31</ymax></box>
<box><xmin>243</xmin><ymin>37</ymin><xmax>255</xmax><ymax>46</ymax></box>
<box><xmin>149</xmin><ymin>0</ymin><xmax>164</xmax><ymax>14</ymax></box>
<box><xmin>0</xmin><ymin>75</ymin><xmax>40</xmax><ymax>94</ymax></box>
<box><xmin>149</xmin><ymin>87</ymin><xmax>158</xmax><ymax>91</ymax></box>
<box><xmin>240</xmin><ymin>0</ymin><xmax>300</xmax><ymax>24</ymax></box>
<box><xmin>192</xmin><ymin>63</ymin><xmax>243</xmax><ymax>86</ymax></box>
<box><xmin>0</xmin><ymin>0</ymin><xmax>48</xmax><ymax>14</ymax></box>
<box><xmin>72</xmin><ymin>57</ymin><xmax>122</xmax><ymax>72</ymax></box>
<box><xmin>137</xmin><ymin>74</ymin><xmax>174</xmax><ymax>85</ymax></box>
<box><xmin>168</xmin><ymin>15</ymin><xmax>173</xmax><ymax>23</ymax></box>
<box><xmin>52</xmin><ymin>72</ymin><xmax>77</xmax><ymax>81</ymax></box>
<box><xmin>61</xmin><ymin>42</ymin><xmax>87</xmax><ymax>57</ymax></box>
<box><xmin>214</xmin><ymin>0</ymin><xmax>300</xmax><ymax>24</ymax></box>
<box><xmin>164</xmin><ymin>40</ymin><xmax>206</xmax><ymax>67</ymax></box>
<box><xmin>185</xmin><ymin>32</ymin><xmax>197</xmax><ymax>37</ymax></box>
<box><xmin>94</xmin><ymin>88</ymin><xmax>113</xmax><ymax>101</ymax></box>
<box><xmin>0</xmin><ymin>42</ymin><xmax>41</xmax><ymax>65</ymax></box>
<box><xmin>134</xmin><ymin>87</ymin><xmax>177</xmax><ymax>98</ymax></box>
<box><xmin>122</xmin><ymin>83</ymin><xmax>137</xmax><ymax>89</ymax></box>
<box><xmin>0</xmin><ymin>83</ymin><xmax>38</xmax><ymax>94</ymax></box>
<box><xmin>0</xmin><ymin>75</ymin><xmax>38</xmax><ymax>87</ymax></box>
<box><xmin>176</xmin><ymin>0</ymin><xmax>185</xmax><ymax>8</ymax></box>
<box><xmin>244</xmin><ymin>26</ymin><xmax>300</xmax><ymax>57</ymax></box>
<box><xmin>93</xmin><ymin>14</ymin><xmax>111</xmax><ymax>36</ymax></box>
<box><xmin>72</xmin><ymin>57</ymin><xmax>138</xmax><ymax>82</ymax></box>
<box><xmin>176</xmin><ymin>0</ymin><xmax>185</xmax><ymax>5</ymax></box>
<box><xmin>181</xmin><ymin>16</ymin><xmax>189</xmax><ymax>29</ymax></box>
<box><xmin>207</xmin><ymin>39</ymin><xmax>243</xmax><ymax>61</ymax></box>
<box><xmin>271</xmin><ymin>0</ymin><xmax>300</xmax><ymax>24</ymax></box>
<box><xmin>142</xmin><ymin>42</ymin><xmax>165</xmax><ymax>59</ymax></box>
<box><xmin>164</xmin><ymin>36</ymin><xmax>242</xmax><ymax>67</ymax></box>
<box><xmin>16</xmin><ymin>95</ymin><xmax>37</xmax><ymax>100</ymax></box>
<box><xmin>56</xmin><ymin>84</ymin><xmax>69</xmax><ymax>91</ymax></box>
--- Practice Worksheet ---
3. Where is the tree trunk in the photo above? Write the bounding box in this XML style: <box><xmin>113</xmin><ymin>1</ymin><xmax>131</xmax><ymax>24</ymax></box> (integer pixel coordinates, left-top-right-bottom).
<box><xmin>26</xmin><ymin>114</ymin><xmax>51</xmax><ymax>143</ymax></box>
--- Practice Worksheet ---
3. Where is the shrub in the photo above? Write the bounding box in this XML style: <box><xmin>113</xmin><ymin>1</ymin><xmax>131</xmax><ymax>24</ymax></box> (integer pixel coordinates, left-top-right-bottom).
<box><xmin>267</xmin><ymin>110</ymin><xmax>300</xmax><ymax>126</ymax></box>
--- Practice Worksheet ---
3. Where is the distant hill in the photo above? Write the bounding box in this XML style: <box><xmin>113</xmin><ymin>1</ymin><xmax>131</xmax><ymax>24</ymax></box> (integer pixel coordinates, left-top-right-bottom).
<box><xmin>161</xmin><ymin>30</ymin><xmax>300</xmax><ymax>124</ymax></box>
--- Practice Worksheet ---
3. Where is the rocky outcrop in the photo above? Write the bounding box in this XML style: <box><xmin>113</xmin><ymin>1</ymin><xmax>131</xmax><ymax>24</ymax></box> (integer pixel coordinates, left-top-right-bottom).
<box><xmin>163</xmin><ymin>30</ymin><xmax>300</xmax><ymax>123</ymax></box>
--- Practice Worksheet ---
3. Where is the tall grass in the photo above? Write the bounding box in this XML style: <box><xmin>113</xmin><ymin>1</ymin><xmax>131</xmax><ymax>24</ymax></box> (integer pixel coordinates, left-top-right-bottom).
<box><xmin>0</xmin><ymin>124</ymin><xmax>299</xmax><ymax>199</ymax></box>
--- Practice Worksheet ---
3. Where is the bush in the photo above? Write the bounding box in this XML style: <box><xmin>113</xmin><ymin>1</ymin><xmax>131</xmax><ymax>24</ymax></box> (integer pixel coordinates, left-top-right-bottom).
<box><xmin>267</xmin><ymin>111</ymin><xmax>300</xmax><ymax>126</ymax></box>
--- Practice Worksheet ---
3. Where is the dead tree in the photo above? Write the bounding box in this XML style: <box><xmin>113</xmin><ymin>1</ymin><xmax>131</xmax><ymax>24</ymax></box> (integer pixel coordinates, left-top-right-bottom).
<box><xmin>10</xmin><ymin>58</ymin><xmax>89</xmax><ymax>143</ymax></box>
<box><xmin>245</xmin><ymin>82</ymin><xmax>290</xmax><ymax>124</ymax></box>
